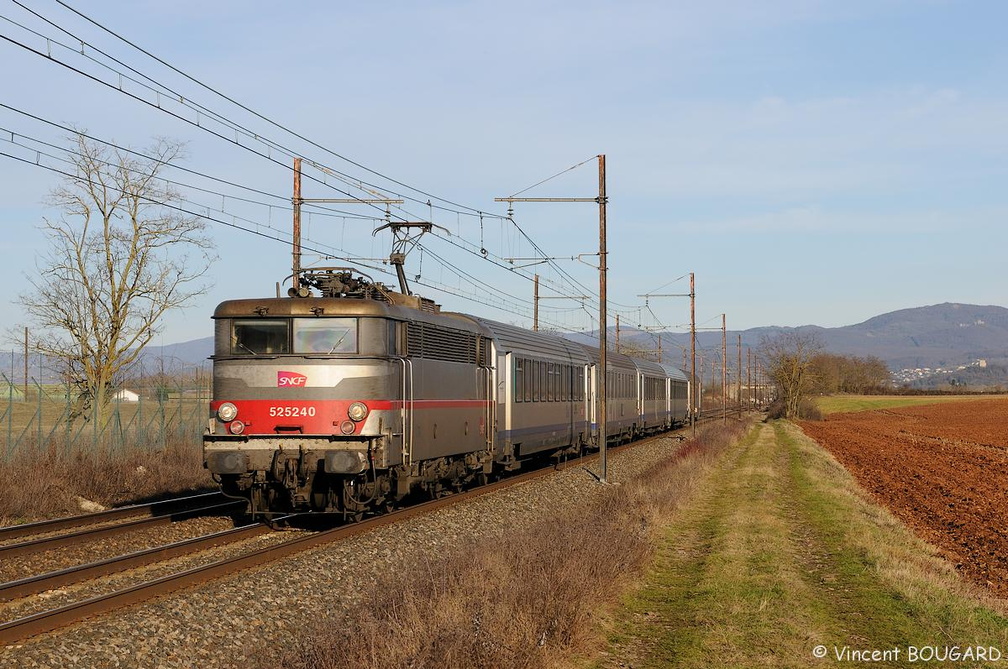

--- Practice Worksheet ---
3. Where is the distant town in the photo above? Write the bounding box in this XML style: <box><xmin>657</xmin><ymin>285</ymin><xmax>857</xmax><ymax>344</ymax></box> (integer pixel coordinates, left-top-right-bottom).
<box><xmin>892</xmin><ymin>359</ymin><xmax>993</xmax><ymax>387</ymax></box>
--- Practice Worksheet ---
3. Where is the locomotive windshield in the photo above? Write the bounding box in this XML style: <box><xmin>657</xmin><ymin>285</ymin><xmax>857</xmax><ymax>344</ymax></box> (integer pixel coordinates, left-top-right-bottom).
<box><xmin>230</xmin><ymin>318</ymin><xmax>358</xmax><ymax>355</ymax></box>
<box><xmin>293</xmin><ymin>318</ymin><xmax>357</xmax><ymax>353</ymax></box>
<box><xmin>232</xmin><ymin>320</ymin><xmax>288</xmax><ymax>355</ymax></box>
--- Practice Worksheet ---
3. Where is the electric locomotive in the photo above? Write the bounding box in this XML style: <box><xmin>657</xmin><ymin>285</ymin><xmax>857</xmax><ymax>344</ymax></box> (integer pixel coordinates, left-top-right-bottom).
<box><xmin>203</xmin><ymin>267</ymin><xmax>689</xmax><ymax>519</ymax></box>
<box><xmin>204</xmin><ymin>268</ymin><xmax>498</xmax><ymax>519</ymax></box>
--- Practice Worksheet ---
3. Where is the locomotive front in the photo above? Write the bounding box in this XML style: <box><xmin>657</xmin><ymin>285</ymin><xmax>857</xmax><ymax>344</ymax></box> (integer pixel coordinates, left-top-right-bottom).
<box><xmin>203</xmin><ymin>273</ymin><xmax>411</xmax><ymax>518</ymax></box>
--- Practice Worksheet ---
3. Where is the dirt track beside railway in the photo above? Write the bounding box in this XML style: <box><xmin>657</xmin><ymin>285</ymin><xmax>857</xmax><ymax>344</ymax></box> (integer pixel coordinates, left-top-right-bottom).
<box><xmin>800</xmin><ymin>397</ymin><xmax>1008</xmax><ymax>597</ymax></box>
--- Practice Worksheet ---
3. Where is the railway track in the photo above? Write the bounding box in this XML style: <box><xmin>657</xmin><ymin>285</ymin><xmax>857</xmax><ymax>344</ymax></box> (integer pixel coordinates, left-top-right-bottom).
<box><xmin>0</xmin><ymin>522</ymin><xmax>272</xmax><ymax>603</ymax></box>
<box><xmin>0</xmin><ymin>491</ymin><xmax>231</xmax><ymax>546</ymax></box>
<box><xmin>0</xmin><ymin>497</ymin><xmax>245</xmax><ymax>562</ymax></box>
<box><xmin>0</xmin><ymin>434</ymin><xmax>660</xmax><ymax>646</ymax></box>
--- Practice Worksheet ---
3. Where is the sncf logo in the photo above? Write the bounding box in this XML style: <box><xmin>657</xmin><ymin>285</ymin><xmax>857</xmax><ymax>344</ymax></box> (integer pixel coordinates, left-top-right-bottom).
<box><xmin>277</xmin><ymin>371</ymin><xmax>308</xmax><ymax>387</ymax></box>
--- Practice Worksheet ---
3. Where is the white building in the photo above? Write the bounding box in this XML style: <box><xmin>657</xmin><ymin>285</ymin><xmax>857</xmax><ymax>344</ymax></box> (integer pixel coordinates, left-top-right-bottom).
<box><xmin>113</xmin><ymin>388</ymin><xmax>140</xmax><ymax>402</ymax></box>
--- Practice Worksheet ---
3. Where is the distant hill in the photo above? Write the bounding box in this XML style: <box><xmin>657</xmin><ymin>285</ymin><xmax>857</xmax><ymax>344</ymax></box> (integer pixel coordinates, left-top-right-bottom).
<box><xmin>740</xmin><ymin>303</ymin><xmax>1008</xmax><ymax>371</ymax></box>
<box><xmin>617</xmin><ymin>303</ymin><xmax>1008</xmax><ymax>376</ymax></box>
<box><xmin>9</xmin><ymin>303</ymin><xmax>1007</xmax><ymax>387</ymax></box>
<box><xmin>813</xmin><ymin>303</ymin><xmax>1008</xmax><ymax>370</ymax></box>
<box><xmin>146</xmin><ymin>303</ymin><xmax>1008</xmax><ymax>374</ymax></box>
<box><xmin>139</xmin><ymin>337</ymin><xmax>214</xmax><ymax>372</ymax></box>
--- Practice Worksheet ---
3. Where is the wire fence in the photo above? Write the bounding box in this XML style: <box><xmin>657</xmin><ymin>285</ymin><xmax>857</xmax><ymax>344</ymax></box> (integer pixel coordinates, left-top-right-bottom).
<box><xmin>0</xmin><ymin>374</ymin><xmax>210</xmax><ymax>460</ymax></box>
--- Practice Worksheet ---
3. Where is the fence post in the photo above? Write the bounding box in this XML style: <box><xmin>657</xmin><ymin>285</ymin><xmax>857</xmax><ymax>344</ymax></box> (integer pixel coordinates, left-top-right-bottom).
<box><xmin>113</xmin><ymin>397</ymin><xmax>122</xmax><ymax>452</ymax></box>
<box><xmin>36</xmin><ymin>380</ymin><xmax>43</xmax><ymax>449</ymax></box>
<box><xmin>159</xmin><ymin>390</ymin><xmax>166</xmax><ymax>450</ymax></box>
<box><xmin>93</xmin><ymin>392</ymin><xmax>98</xmax><ymax>451</ymax></box>
<box><xmin>138</xmin><ymin>388</ymin><xmax>144</xmax><ymax>447</ymax></box>
<box><xmin>65</xmin><ymin>383</ymin><xmax>71</xmax><ymax>453</ymax></box>
<box><xmin>176</xmin><ymin>381</ymin><xmax>184</xmax><ymax>447</ymax></box>
<box><xmin>5</xmin><ymin>374</ymin><xmax>12</xmax><ymax>460</ymax></box>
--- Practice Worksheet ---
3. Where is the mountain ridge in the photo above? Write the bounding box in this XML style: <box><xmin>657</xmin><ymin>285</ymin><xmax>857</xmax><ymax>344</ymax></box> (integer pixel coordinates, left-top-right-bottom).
<box><xmin>13</xmin><ymin>302</ymin><xmax>1000</xmax><ymax>383</ymax></box>
<box><xmin>615</xmin><ymin>302</ymin><xmax>1008</xmax><ymax>373</ymax></box>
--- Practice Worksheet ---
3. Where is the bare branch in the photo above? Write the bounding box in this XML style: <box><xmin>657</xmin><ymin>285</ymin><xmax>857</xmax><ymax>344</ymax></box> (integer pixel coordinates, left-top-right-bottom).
<box><xmin>19</xmin><ymin>134</ymin><xmax>217</xmax><ymax>419</ymax></box>
<box><xmin>758</xmin><ymin>331</ymin><xmax>823</xmax><ymax>419</ymax></box>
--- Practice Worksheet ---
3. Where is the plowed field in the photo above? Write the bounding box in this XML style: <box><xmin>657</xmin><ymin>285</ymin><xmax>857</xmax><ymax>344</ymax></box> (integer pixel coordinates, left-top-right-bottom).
<box><xmin>800</xmin><ymin>397</ymin><xmax>1008</xmax><ymax>596</ymax></box>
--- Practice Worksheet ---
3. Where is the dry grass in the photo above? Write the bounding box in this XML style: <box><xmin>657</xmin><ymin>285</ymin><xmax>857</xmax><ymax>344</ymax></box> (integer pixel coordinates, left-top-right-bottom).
<box><xmin>593</xmin><ymin>421</ymin><xmax>1008</xmax><ymax>668</ymax></box>
<box><xmin>0</xmin><ymin>438</ymin><xmax>214</xmax><ymax>524</ymax></box>
<box><xmin>274</xmin><ymin>424</ymin><xmax>745</xmax><ymax>669</ymax></box>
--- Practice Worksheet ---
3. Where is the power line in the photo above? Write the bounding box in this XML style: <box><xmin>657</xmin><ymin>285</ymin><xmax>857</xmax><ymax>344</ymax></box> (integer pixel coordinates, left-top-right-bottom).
<box><xmin>14</xmin><ymin>1</ymin><xmax>512</xmax><ymax>224</ymax></box>
<box><xmin>0</xmin><ymin>17</ymin><xmax>416</xmax><ymax>223</ymax></box>
<box><xmin>54</xmin><ymin>1</ymin><xmax>503</xmax><ymax>217</ymax></box>
<box><xmin>0</xmin><ymin>140</ymin><xmax>596</xmax><ymax>336</ymax></box>
<box><xmin>0</xmin><ymin>4</ymin><xmax>682</xmax><ymax>330</ymax></box>
<box><xmin>2</xmin><ymin>5</ymin><xmax>591</xmax><ymax>298</ymax></box>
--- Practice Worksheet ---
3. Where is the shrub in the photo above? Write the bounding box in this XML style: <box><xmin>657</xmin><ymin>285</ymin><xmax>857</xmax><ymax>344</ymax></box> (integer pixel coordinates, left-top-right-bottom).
<box><xmin>275</xmin><ymin>422</ymin><xmax>745</xmax><ymax>669</ymax></box>
<box><xmin>0</xmin><ymin>439</ymin><xmax>214</xmax><ymax>523</ymax></box>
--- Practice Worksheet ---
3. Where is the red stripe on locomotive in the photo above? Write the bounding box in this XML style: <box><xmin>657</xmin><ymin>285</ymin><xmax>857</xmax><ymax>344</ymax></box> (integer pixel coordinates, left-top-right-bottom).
<box><xmin>210</xmin><ymin>399</ymin><xmax>490</xmax><ymax>435</ymax></box>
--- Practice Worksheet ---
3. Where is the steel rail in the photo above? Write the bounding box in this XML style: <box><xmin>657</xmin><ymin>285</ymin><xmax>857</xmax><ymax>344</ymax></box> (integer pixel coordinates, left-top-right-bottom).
<box><xmin>0</xmin><ymin>431</ymin><xmax>688</xmax><ymax>645</ymax></box>
<box><xmin>0</xmin><ymin>501</ymin><xmax>245</xmax><ymax>560</ymax></box>
<box><xmin>0</xmin><ymin>491</ymin><xmax>227</xmax><ymax>543</ymax></box>
<box><xmin>0</xmin><ymin>523</ymin><xmax>272</xmax><ymax>602</ymax></box>
<box><xmin>0</xmin><ymin>454</ymin><xmax>597</xmax><ymax>645</ymax></box>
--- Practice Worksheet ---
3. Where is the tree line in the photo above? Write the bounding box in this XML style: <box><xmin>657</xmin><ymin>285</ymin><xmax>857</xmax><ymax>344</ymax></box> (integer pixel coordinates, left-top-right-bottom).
<box><xmin>760</xmin><ymin>331</ymin><xmax>890</xmax><ymax>419</ymax></box>
<box><xmin>807</xmin><ymin>352</ymin><xmax>890</xmax><ymax>395</ymax></box>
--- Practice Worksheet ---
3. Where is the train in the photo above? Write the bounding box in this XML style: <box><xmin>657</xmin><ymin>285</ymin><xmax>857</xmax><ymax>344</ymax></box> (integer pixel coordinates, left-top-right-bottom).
<box><xmin>202</xmin><ymin>267</ymin><xmax>690</xmax><ymax>519</ymax></box>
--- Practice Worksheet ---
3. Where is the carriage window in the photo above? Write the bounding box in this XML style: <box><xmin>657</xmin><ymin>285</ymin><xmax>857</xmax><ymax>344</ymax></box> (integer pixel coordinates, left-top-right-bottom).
<box><xmin>293</xmin><ymin>318</ymin><xmax>357</xmax><ymax>353</ymax></box>
<box><xmin>541</xmin><ymin>363</ymin><xmax>547</xmax><ymax>402</ymax></box>
<box><xmin>515</xmin><ymin>358</ymin><xmax>525</xmax><ymax>403</ymax></box>
<box><xmin>531</xmin><ymin>360</ymin><xmax>539</xmax><ymax>402</ymax></box>
<box><xmin>232</xmin><ymin>320</ymin><xmax>289</xmax><ymax>355</ymax></box>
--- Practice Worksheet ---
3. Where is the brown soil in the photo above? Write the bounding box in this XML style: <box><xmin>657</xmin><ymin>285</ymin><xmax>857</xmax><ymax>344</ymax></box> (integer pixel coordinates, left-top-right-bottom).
<box><xmin>799</xmin><ymin>397</ymin><xmax>1008</xmax><ymax>597</ymax></box>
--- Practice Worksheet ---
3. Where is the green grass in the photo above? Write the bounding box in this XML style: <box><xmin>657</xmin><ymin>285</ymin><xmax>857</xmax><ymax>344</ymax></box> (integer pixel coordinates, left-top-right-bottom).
<box><xmin>593</xmin><ymin>421</ymin><xmax>1008</xmax><ymax>668</ymax></box>
<box><xmin>814</xmin><ymin>394</ymin><xmax>986</xmax><ymax>415</ymax></box>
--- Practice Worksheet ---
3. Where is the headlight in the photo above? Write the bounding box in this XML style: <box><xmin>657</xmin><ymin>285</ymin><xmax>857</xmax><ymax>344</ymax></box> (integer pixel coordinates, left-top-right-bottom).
<box><xmin>347</xmin><ymin>402</ymin><xmax>369</xmax><ymax>422</ymax></box>
<box><xmin>339</xmin><ymin>420</ymin><xmax>356</xmax><ymax>435</ymax></box>
<box><xmin>228</xmin><ymin>420</ymin><xmax>245</xmax><ymax>435</ymax></box>
<box><xmin>217</xmin><ymin>402</ymin><xmax>238</xmax><ymax>422</ymax></box>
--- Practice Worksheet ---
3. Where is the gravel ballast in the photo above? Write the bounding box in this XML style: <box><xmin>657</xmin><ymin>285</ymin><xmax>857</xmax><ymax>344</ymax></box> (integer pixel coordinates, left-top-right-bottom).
<box><xmin>0</xmin><ymin>436</ymin><xmax>686</xmax><ymax>668</ymax></box>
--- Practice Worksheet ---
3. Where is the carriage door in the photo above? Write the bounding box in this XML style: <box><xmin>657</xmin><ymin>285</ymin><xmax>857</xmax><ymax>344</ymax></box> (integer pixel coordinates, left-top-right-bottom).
<box><xmin>479</xmin><ymin>337</ymin><xmax>495</xmax><ymax>453</ymax></box>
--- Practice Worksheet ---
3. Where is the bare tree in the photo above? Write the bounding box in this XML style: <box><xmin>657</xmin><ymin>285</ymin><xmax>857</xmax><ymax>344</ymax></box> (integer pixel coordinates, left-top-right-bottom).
<box><xmin>18</xmin><ymin>134</ymin><xmax>215</xmax><ymax>419</ymax></box>
<box><xmin>759</xmin><ymin>331</ymin><xmax>822</xmax><ymax>419</ymax></box>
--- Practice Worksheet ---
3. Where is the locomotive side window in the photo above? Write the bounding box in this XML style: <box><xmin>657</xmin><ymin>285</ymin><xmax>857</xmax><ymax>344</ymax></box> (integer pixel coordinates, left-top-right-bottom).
<box><xmin>293</xmin><ymin>318</ymin><xmax>358</xmax><ymax>353</ymax></box>
<box><xmin>232</xmin><ymin>320</ymin><xmax>289</xmax><ymax>355</ymax></box>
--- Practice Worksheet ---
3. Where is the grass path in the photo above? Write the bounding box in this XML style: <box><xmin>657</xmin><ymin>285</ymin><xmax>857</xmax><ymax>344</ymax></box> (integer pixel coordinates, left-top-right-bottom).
<box><xmin>591</xmin><ymin>422</ymin><xmax>1008</xmax><ymax>668</ymax></box>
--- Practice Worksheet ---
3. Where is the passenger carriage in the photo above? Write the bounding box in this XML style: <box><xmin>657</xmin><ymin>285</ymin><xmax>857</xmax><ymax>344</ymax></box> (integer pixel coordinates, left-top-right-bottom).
<box><xmin>203</xmin><ymin>269</ymin><xmax>690</xmax><ymax>518</ymax></box>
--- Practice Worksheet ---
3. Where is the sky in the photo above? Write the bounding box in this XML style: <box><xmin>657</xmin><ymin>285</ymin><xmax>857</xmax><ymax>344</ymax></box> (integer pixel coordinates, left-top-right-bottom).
<box><xmin>1</xmin><ymin>0</ymin><xmax>1006</xmax><ymax>353</ymax></box>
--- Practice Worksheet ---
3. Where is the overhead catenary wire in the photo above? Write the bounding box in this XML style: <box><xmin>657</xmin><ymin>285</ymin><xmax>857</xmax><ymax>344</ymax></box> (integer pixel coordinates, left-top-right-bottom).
<box><xmin>0</xmin><ymin>147</ymin><xmax>390</xmax><ymax>278</ymax></box>
<box><xmin>4</xmin><ymin>1</ymin><xmax>509</xmax><ymax>227</ymax></box>
<box><xmin>4</xmin><ymin>1</ymin><xmax>622</xmax><ymax>307</ymax></box>
<box><xmin>0</xmin><ymin>3</ymin><xmax>689</xmax><ymax>338</ymax></box>
<box><xmin>1</xmin><ymin>6</ymin><xmax>604</xmax><ymax>309</ymax></box>
<box><xmin>52</xmin><ymin>0</ymin><xmax>512</xmax><ymax>222</ymax></box>
<box><xmin>0</xmin><ymin>102</ymin><xmax>380</xmax><ymax>221</ymax></box>
<box><xmin>0</xmin><ymin>17</ymin><xmax>419</xmax><ymax>225</ymax></box>
<box><xmin>0</xmin><ymin>139</ymin><xmax>587</xmax><ymax>333</ymax></box>
<box><xmin>507</xmin><ymin>155</ymin><xmax>599</xmax><ymax>198</ymax></box>
<box><xmin>0</xmin><ymin>120</ymin><xmax>385</xmax><ymax>225</ymax></box>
